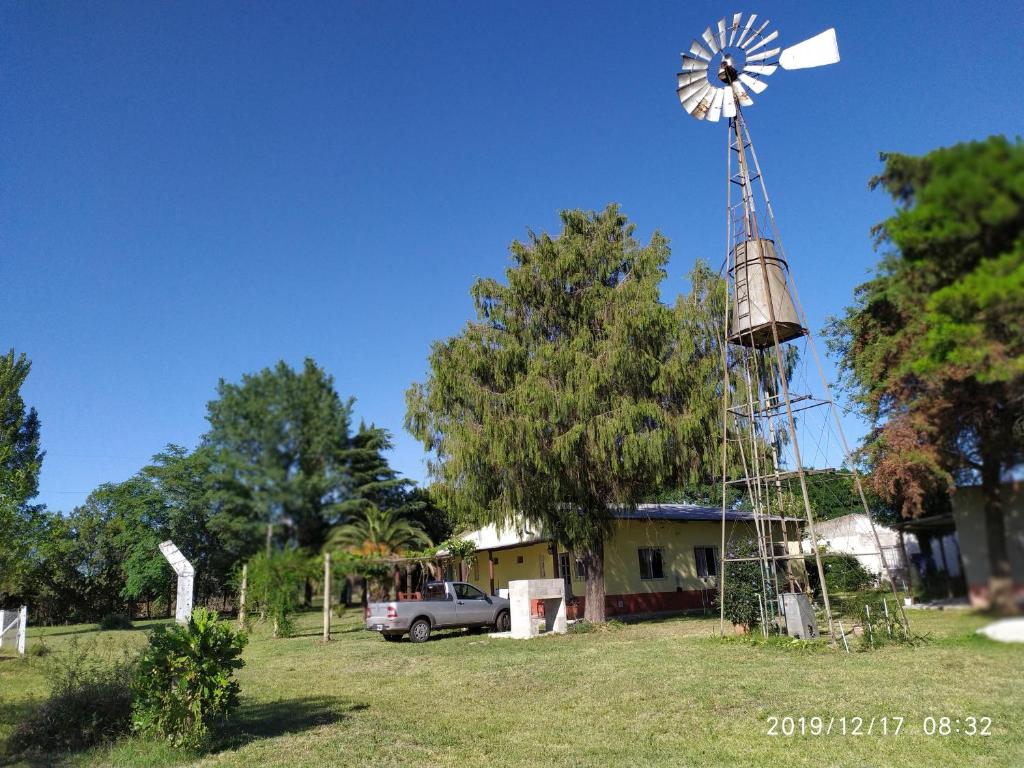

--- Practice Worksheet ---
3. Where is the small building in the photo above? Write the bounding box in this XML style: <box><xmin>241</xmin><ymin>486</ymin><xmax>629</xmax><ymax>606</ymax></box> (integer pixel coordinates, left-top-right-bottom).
<box><xmin>805</xmin><ymin>513</ymin><xmax>914</xmax><ymax>590</ymax></box>
<box><xmin>458</xmin><ymin>504</ymin><xmax>802</xmax><ymax>619</ymax></box>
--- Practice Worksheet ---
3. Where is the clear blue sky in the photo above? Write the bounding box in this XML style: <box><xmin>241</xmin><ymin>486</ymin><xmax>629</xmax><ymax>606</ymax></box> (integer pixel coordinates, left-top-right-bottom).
<box><xmin>4</xmin><ymin>1</ymin><xmax>1022</xmax><ymax>512</ymax></box>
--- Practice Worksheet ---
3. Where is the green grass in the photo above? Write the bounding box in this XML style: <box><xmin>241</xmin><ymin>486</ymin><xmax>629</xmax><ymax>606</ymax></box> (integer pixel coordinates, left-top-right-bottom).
<box><xmin>2</xmin><ymin>609</ymin><xmax>1021</xmax><ymax>767</ymax></box>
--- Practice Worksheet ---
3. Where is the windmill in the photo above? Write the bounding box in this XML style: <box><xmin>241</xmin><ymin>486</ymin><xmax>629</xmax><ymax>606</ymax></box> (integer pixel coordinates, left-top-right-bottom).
<box><xmin>675</xmin><ymin>13</ymin><xmax>909</xmax><ymax>643</ymax></box>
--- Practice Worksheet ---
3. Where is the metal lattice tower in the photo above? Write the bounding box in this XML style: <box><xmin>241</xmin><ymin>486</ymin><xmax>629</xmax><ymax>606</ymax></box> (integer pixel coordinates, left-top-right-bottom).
<box><xmin>676</xmin><ymin>12</ymin><xmax>910</xmax><ymax>642</ymax></box>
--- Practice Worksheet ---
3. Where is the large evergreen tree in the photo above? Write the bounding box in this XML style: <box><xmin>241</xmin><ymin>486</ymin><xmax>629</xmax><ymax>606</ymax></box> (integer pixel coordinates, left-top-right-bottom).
<box><xmin>203</xmin><ymin>359</ymin><xmax>357</xmax><ymax>554</ymax></box>
<box><xmin>827</xmin><ymin>137</ymin><xmax>1024</xmax><ymax>613</ymax></box>
<box><xmin>341</xmin><ymin>423</ymin><xmax>414</xmax><ymax>517</ymax></box>
<box><xmin>406</xmin><ymin>206</ymin><xmax>722</xmax><ymax>621</ymax></box>
<box><xmin>0</xmin><ymin>349</ymin><xmax>45</xmax><ymax>601</ymax></box>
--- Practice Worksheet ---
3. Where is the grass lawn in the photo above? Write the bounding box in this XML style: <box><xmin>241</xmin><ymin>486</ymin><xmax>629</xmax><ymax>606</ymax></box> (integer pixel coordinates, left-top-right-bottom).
<box><xmin>1</xmin><ymin>608</ymin><xmax>1021</xmax><ymax>767</ymax></box>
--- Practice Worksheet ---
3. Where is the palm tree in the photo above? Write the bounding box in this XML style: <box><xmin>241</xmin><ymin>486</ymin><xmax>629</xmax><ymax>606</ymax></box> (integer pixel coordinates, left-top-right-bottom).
<box><xmin>327</xmin><ymin>505</ymin><xmax>431</xmax><ymax>602</ymax></box>
<box><xmin>326</xmin><ymin>505</ymin><xmax>431</xmax><ymax>557</ymax></box>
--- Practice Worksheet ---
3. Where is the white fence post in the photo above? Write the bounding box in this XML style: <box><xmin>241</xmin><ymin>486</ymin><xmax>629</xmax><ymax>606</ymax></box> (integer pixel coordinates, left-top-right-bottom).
<box><xmin>159</xmin><ymin>541</ymin><xmax>196</xmax><ymax>625</ymax></box>
<box><xmin>0</xmin><ymin>609</ymin><xmax>5</xmax><ymax>649</ymax></box>
<box><xmin>17</xmin><ymin>606</ymin><xmax>26</xmax><ymax>655</ymax></box>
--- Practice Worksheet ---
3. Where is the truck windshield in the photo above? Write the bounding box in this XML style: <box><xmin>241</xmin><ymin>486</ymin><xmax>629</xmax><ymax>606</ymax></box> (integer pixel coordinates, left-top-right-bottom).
<box><xmin>423</xmin><ymin>583</ymin><xmax>448</xmax><ymax>601</ymax></box>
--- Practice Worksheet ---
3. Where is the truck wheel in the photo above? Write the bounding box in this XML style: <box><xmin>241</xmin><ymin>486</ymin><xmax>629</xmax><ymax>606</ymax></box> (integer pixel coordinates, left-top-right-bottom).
<box><xmin>496</xmin><ymin>610</ymin><xmax>511</xmax><ymax>632</ymax></box>
<box><xmin>409</xmin><ymin>618</ymin><xmax>431</xmax><ymax>643</ymax></box>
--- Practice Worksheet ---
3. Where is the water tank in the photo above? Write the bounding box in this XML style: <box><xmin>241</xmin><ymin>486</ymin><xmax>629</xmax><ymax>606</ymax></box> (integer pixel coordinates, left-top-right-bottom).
<box><xmin>729</xmin><ymin>238</ymin><xmax>805</xmax><ymax>348</ymax></box>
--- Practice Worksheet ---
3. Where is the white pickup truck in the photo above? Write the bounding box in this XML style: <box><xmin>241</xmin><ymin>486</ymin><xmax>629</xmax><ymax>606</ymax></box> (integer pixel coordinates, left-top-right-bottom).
<box><xmin>365</xmin><ymin>581</ymin><xmax>511</xmax><ymax>643</ymax></box>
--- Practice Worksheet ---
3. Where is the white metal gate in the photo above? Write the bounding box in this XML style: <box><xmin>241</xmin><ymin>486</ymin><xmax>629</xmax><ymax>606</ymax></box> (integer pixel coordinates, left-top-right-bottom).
<box><xmin>0</xmin><ymin>606</ymin><xmax>27</xmax><ymax>655</ymax></box>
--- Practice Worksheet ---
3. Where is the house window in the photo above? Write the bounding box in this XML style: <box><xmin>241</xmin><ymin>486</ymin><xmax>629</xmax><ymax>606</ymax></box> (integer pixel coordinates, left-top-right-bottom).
<box><xmin>638</xmin><ymin>547</ymin><xmax>664</xmax><ymax>580</ymax></box>
<box><xmin>539</xmin><ymin>557</ymin><xmax>546</xmax><ymax>577</ymax></box>
<box><xmin>516</xmin><ymin>555</ymin><xmax>524</xmax><ymax>564</ymax></box>
<box><xmin>558</xmin><ymin>553</ymin><xmax>586</xmax><ymax>581</ymax></box>
<box><xmin>557</xmin><ymin>553</ymin><xmax>569</xmax><ymax>577</ymax></box>
<box><xmin>694</xmin><ymin>546</ymin><xmax>718</xmax><ymax>579</ymax></box>
<box><xmin>473</xmin><ymin>558</ymin><xmax>480</xmax><ymax>581</ymax></box>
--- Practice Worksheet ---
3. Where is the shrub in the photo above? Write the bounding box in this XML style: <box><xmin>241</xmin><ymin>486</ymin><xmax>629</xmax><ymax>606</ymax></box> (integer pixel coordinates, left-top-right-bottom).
<box><xmin>715</xmin><ymin>537</ymin><xmax>764</xmax><ymax>629</ymax></box>
<box><xmin>805</xmin><ymin>552</ymin><xmax>874</xmax><ymax>594</ymax></box>
<box><xmin>27</xmin><ymin>640</ymin><xmax>50</xmax><ymax>657</ymax></box>
<box><xmin>131</xmin><ymin>607</ymin><xmax>247</xmax><ymax>748</ymax></box>
<box><xmin>99</xmin><ymin>613</ymin><xmax>134</xmax><ymax>631</ymax></box>
<box><xmin>245</xmin><ymin>550</ymin><xmax>314</xmax><ymax>637</ymax></box>
<box><xmin>8</xmin><ymin>639</ymin><xmax>136</xmax><ymax>754</ymax></box>
<box><xmin>568</xmin><ymin>620</ymin><xmax>597</xmax><ymax>634</ymax></box>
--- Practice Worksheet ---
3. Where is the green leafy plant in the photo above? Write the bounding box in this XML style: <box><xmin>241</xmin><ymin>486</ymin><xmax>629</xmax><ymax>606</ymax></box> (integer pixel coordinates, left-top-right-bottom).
<box><xmin>715</xmin><ymin>537</ymin><xmax>764</xmax><ymax>631</ymax></box>
<box><xmin>131</xmin><ymin>607</ymin><xmax>247</xmax><ymax>748</ymax></box>
<box><xmin>245</xmin><ymin>549</ymin><xmax>314</xmax><ymax>637</ymax></box>
<box><xmin>27</xmin><ymin>639</ymin><xmax>51</xmax><ymax>657</ymax></box>
<box><xmin>805</xmin><ymin>550</ymin><xmax>874</xmax><ymax>594</ymax></box>
<box><xmin>99</xmin><ymin>613</ymin><xmax>134</xmax><ymax>631</ymax></box>
<box><xmin>9</xmin><ymin>638</ymin><xmax>136</xmax><ymax>755</ymax></box>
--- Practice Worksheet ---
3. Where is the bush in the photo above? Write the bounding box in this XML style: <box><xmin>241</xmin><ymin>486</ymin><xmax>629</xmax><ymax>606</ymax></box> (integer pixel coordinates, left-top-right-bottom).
<box><xmin>99</xmin><ymin>613</ymin><xmax>134</xmax><ymax>631</ymax></box>
<box><xmin>568</xmin><ymin>620</ymin><xmax>597</xmax><ymax>634</ymax></box>
<box><xmin>715</xmin><ymin>537</ymin><xmax>764</xmax><ymax>629</ymax></box>
<box><xmin>8</xmin><ymin>639</ymin><xmax>136</xmax><ymax>755</ymax></box>
<box><xmin>806</xmin><ymin>552</ymin><xmax>874</xmax><ymax>594</ymax></box>
<box><xmin>131</xmin><ymin>607</ymin><xmax>247</xmax><ymax>748</ymax></box>
<box><xmin>245</xmin><ymin>550</ymin><xmax>314</xmax><ymax>638</ymax></box>
<box><xmin>27</xmin><ymin>640</ymin><xmax>50</xmax><ymax>657</ymax></box>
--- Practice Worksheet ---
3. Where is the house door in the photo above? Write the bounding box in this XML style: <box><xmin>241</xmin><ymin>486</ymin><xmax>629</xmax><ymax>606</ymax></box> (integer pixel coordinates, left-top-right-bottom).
<box><xmin>557</xmin><ymin>553</ymin><xmax>573</xmax><ymax>599</ymax></box>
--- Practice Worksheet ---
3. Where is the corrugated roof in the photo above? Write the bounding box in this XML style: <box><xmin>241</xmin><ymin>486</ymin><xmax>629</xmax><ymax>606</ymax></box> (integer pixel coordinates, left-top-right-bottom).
<box><xmin>459</xmin><ymin>504</ymin><xmax>798</xmax><ymax>550</ymax></box>
<box><xmin>614</xmin><ymin>503</ymin><xmax>794</xmax><ymax>522</ymax></box>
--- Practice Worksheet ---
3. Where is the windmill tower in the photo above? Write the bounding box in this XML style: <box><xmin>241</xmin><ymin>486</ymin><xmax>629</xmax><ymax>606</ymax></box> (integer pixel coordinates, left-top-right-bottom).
<box><xmin>676</xmin><ymin>13</ymin><xmax>909</xmax><ymax>642</ymax></box>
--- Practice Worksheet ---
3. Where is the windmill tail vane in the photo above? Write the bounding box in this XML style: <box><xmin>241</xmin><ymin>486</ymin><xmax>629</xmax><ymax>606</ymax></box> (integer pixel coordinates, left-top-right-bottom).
<box><xmin>677</xmin><ymin>12</ymin><xmax>840</xmax><ymax>121</ymax></box>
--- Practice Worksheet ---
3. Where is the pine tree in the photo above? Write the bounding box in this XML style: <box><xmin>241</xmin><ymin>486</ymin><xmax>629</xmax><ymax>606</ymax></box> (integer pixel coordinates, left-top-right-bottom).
<box><xmin>406</xmin><ymin>206</ymin><xmax>722</xmax><ymax>621</ymax></box>
<box><xmin>0</xmin><ymin>349</ymin><xmax>45</xmax><ymax>600</ymax></box>
<box><xmin>827</xmin><ymin>137</ymin><xmax>1024</xmax><ymax>613</ymax></box>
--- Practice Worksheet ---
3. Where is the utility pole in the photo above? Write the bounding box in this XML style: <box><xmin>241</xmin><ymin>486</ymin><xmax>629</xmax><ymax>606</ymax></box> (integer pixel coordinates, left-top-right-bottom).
<box><xmin>322</xmin><ymin>553</ymin><xmax>332</xmax><ymax>642</ymax></box>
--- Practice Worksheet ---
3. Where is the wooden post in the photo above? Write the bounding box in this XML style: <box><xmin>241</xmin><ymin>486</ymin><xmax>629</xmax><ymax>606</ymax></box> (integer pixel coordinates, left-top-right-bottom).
<box><xmin>237</xmin><ymin>563</ymin><xmax>248</xmax><ymax>629</ymax></box>
<box><xmin>322</xmin><ymin>553</ymin><xmax>332</xmax><ymax>642</ymax></box>
<box><xmin>488</xmin><ymin>551</ymin><xmax>495</xmax><ymax>595</ymax></box>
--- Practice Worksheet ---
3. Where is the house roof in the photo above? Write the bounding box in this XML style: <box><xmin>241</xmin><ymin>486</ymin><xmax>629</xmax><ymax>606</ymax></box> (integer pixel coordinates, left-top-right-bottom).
<box><xmin>459</xmin><ymin>503</ymin><xmax>799</xmax><ymax>551</ymax></box>
<box><xmin>613</xmin><ymin>503</ymin><xmax>796</xmax><ymax>523</ymax></box>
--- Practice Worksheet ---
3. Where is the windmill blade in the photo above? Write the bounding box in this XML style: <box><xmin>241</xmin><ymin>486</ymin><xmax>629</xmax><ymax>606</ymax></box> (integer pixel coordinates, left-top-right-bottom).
<box><xmin>741</xmin><ymin>19</ymin><xmax>772</xmax><ymax>49</ymax></box>
<box><xmin>745</xmin><ymin>47</ymin><xmax>780</xmax><ymax>63</ymax></box>
<box><xmin>689</xmin><ymin>38</ymin><xmax>713</xmax><ymax>61</ymax></box>
<box><xmin>707</xmin><ymin>88</ymin><xmax>725</xmax><ymax>122</ymax></box>
<box><xmin>738</xmin><ymin>72</ymin><xmax>768</xmax><ymax>94</ymax></box>
<box><xmin>779</xmin><ymin>28</ymin><xmax>840</xmax><ymax>69</ymax></box>
<box><xmin>722</xmin><ymin>86</ymin><xmax>737</xmax><ymax>118</ymax></box>
<box><xmin>717</xmin><ymin>18</ymin><xmax>727</xmax><ymax>49</ymax></box>
<box><xmin>680</xmin><ymin>54</ymin><xmax>709</xmax><ymax>72</ymax></box>
<box><xmin>677</xmin><ymin>79</ymin><xmax>709</xmax><ymax>104</ymax></box>
<box><xmin>728</xmin><ymin>13</ymin><xmax>742</xmax><ymax>46</ymax></box>
<box><xmin>692</xmin><ymin>88</ymin><xmax>716</xmax><ymax>120</ymax></box>
<box><xmin>702</xmin><ymin>27</ymin><xmax>719</xmax><ymax>55</ymax></box>
<box><xmin>743</xmin><ymin>63</ymin><xmax>778</xmax><ymax>77</ymax></box>
<box><xmin>736</xmin><ymin>13</ymin><xmax>757</xmax><ymax>48</ymax></box>
<box><xmin>744</xmin><ymin>29</ymin><xmax>778</xmax><ymax>55</ymax></box>
<box><xmin>677</xmin><ymin>71</ymin><xmax>708</xmax><ymax>89</ymax></box>
<box><xmin>682</xmin><ymin>83</ymin><xmax>713</xmax><ymax>115</ymax></box>
<box><xmin>732</xmin><ymin>82</ymin><xmax>753</xmax><ymax>107</ymax></box>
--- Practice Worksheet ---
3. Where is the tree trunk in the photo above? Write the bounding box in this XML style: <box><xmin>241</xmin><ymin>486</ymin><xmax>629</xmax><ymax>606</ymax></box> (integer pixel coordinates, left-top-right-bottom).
<box><xmin>581</xmin><ymin>537</ymin><xmax>606</xmax><ymax>623</ymax></box>
<box><xmin>981</xmin><ymin>457</ymin><xmax>1016</xmax><ymax>614</ymax></box>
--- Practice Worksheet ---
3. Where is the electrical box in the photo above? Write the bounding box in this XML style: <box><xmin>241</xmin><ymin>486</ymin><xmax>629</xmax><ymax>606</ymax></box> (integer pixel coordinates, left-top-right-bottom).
<box><xmin>778</xmin><ymin>592</ymin><xmax>818</xmax><ymax>639</ymax></box>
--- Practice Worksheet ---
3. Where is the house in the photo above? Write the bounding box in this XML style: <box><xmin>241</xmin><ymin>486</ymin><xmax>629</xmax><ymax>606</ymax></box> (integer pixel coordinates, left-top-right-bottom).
<box><xmin>457</xmin><ymin>503</ymin><xmax>803</xmax><ymax>619</ymax></box>
<box><xmin>805</xmin><ymin>513</ymin><xmax>915</xmax><ymax>590</ymax></box>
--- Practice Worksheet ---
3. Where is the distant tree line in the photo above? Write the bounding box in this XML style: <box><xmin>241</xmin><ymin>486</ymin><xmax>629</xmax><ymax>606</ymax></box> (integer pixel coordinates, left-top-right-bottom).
<box><xmin>0</xmin><ymin>356</ymin><xmax>452</xmax><ymax>624</ymax></box>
